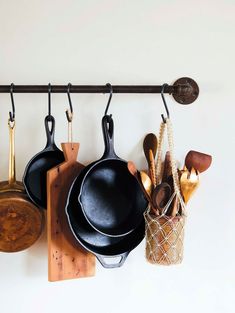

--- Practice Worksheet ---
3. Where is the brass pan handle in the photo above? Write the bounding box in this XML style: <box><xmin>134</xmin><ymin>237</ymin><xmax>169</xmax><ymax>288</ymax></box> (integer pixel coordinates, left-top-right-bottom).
<box><xmin>8</xmin><ymin>119</ymin><xmax>16</xmax><ymax>185</ymax></box>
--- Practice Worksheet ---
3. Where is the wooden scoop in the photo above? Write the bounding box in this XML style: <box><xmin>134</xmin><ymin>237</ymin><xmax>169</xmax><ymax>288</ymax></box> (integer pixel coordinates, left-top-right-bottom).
<box><xmin>185</xmin><ymin>150</ymin><xmax>212</xmax><ymax>173</ymax></box>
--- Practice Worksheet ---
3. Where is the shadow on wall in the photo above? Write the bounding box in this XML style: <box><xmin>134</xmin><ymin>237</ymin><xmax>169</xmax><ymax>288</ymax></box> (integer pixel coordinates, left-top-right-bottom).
<box><xmin>126</xmin><ymin>136</ymin><xmax>146</xmax><ymax>170</ymax></box>
<box><xmin>24</xmin><ymin>212</ymin><xmax>48</xmax><ymax>277</ymax></box>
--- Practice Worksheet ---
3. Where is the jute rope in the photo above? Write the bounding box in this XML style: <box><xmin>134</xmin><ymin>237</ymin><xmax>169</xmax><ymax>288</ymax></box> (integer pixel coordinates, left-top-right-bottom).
<box><xmin>155</xmin><ymin>118</ymin><xmax>186</xmax><ymax>215</ymax></box>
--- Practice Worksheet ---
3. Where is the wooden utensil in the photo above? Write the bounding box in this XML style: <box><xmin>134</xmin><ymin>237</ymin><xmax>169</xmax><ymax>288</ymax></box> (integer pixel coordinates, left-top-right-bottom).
<box><xmin>180</xmin><ymin>167</ymin><xmax>200</xmax><ymax>204</ymax></box>
<box><xmin>162</xmin><ymin>151</ymin><xmax>171</xmax><ymax>182</ymax></box>
<box><xmin>143</xmin><ymin>133</ymin><xmax>157</xmax><ymax>186</ymax></box>
<box><xmin>149</xmin><ymin>149</ymin><xmax>156</xmax><ymax>187</ymax></box>
<box><xmin>127</xmin><ymin>162</ymin><xmax>150</xmax><ymax>199</ymax></box>
<box><xmin>151</xmin><ymin>183</ymin><xmax>172</xmax><ymax>215</ymax></box>
<box><xmin>185</xmin><ymin>150</ymin><xmax>212</xmax><ymax>173</ymax></box>
<box><xmin>47</xmin><ymin>143</ymin><xmax>95</xmax><ymax>282</ymax></box>
<box><xmin>143</xmin><ymin>133</ymin><xmax>158</xmax><ymax>162</ymax></box>
<box><xmin>166</xmin><ymin>195</ymin><xmax>179</xmax><ymax>217</ymax></box>
<box><xmin>127</xmin><ymin>161</ymin><xmax>157</xmax><ymax>215</ymax></box>
<box><xmin>139</xmin><ymin>171</ymin><xmax>152</xmax><ymax>196</ymax></box>
<box><xmin>161</xmin><ymin>152</ymin><xmax>183</xmax><ymax>216</ymax></box>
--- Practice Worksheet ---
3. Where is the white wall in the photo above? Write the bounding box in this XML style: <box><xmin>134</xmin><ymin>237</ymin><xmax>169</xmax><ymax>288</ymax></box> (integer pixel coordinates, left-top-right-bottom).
<box><xmin>0</xmin><ymin>0</ymin><xmax>234</xmax><ymax>312</ymax></box>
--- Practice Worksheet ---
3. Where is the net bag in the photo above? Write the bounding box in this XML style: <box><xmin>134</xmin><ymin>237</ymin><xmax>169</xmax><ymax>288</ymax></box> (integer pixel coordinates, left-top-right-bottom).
<box><xmin>144</xmin><ymin>118</ymin><xmax>186</xmax><ymax>265</ymax></box>
<box><xmin>145</xmin><ymin>211</ymin><xmax>185</xmax><ymax>265</ymax></box>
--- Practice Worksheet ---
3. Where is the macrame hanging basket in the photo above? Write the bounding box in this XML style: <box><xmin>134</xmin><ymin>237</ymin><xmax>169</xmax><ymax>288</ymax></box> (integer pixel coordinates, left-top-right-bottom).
<box><xmin>145</xmin><ymin>211</ymin><xmax>185</xmax><ymax>265</ymax></box>
<box><xmin>144</xmin><ymin>118</ymin><xmax>186</xmax><ymax>266</ymax></box>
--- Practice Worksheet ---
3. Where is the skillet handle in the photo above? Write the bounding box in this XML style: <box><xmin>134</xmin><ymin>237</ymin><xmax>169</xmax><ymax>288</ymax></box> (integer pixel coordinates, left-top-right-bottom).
<box><xmin>102</xmin><ymin>115</ymin><xmax>117</xmax><ymax>158</ymax></box>
<box><xmin>96</xmin><ymin>252</ymin><xmax>129</xmax><ymax>269</ymax></box>
<box><xmin>44</xmin><ymin>115</ymin><xmax>57</xmax><ymax>149</ymax></box>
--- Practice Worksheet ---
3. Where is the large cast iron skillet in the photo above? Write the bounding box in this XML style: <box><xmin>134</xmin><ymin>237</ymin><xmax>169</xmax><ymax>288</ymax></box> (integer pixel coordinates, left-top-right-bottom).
<box><xmin>66</xmin><ymin>167</ymin><xmax>145</xmax><ymax>268</ymax></box>
<box><xmin>77</xmin><ymin>115</ymin><xmax>147</xmax><ymax>237</ymax></box>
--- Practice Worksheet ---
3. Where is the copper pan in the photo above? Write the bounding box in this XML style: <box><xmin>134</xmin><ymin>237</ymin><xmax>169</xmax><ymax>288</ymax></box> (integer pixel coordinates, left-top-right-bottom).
<box><xmin>0</xmin><ymin>120</ymin><xmax>44</xmax><ymax>253</ymax></box>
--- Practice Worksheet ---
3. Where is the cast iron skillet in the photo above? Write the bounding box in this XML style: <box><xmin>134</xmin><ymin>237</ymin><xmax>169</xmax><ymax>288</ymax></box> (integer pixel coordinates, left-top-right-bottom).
<box><xmin>77</xmin><ymin>114</ymin><xmax>147</xmax><ymax>237</ymax></box>
<box><xmin>66</xmin><ymin>167</ymin><xmax>145</xmax><ymax>268</ymax></box>
<box><xmin>23</xmin><ymin>115</ymin><xmax>65</xmax><ymax>209</ymax></box>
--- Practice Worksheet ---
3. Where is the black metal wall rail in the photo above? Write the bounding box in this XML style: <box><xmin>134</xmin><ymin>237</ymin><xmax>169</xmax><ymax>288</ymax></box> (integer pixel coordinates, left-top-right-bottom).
<box><xmin>0</xmin><ymin>77</ymin><xmax>199</xmax><ymax>105</ymax></box>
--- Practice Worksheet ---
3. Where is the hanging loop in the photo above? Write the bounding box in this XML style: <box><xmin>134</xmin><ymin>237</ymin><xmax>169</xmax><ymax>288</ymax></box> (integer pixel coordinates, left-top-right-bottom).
<box><xmin>9</xmin><ymin>83</ymin><xmax>15</xmax><ymax>122</ymax></box>
<box><xmin>66</xmin><ymin>83</ymin><xmax>73</xmax><ymax>122</ymax></box>
<box><xmin>48</xmin><ymin>83</ymin><xmax>52</xmax><ymax>120</ymax></box>
<box><xmin>161</xmin><ymin>83</ymin><xmax>170</xmax><ymax>123</ymax></box>
<box><xmin>104</xmin><ymin>83</ymin><xmax>113</xmax><ymax>117</ymax></box>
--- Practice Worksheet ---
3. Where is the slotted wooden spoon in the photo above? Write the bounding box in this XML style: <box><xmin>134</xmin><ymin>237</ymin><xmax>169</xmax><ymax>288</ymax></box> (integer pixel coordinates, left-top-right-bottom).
<box><xmin>180</xmin><ymin>167</ymin><xmax>200</xmax><ymax>204</ymax></box>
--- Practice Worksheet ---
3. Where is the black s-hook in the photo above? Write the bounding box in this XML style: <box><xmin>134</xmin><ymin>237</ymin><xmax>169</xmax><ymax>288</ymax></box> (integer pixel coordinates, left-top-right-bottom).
<box><xmin>104</xmin><ymin>83</ymin><xmax>113</xmax><ymax>117</ymax></box>
<box><xmin>9</xmin><ymin>83</ymin><xmax>15</xmax><ymax>122</ymax></box>
<box><xmin>161</xmin><ymin>83</ymin><xmax>170</xmax><ymax>123</ymax></box>
<box><xmin>48</xmin><ymin>83</ymin><xmax>52</xmax><ymax>120</ymax></box>
<box><xmin>66</xmin><ymin>83</ymin><xmax>73</xmax><ymax>122</ymax></box>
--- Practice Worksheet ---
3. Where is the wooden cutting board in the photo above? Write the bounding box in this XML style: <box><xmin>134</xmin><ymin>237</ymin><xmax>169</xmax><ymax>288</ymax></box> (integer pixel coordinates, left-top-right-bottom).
<box><xmin>47</xmin><ymin>142</ymin><xmax>95</xmax><ymax>282</ymax></box>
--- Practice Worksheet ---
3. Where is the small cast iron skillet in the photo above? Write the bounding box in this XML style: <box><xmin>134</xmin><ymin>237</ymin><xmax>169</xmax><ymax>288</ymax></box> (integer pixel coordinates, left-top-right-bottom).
<box><xmin>77</xmin><ymin>115</ymin><xmax>147</xmax><ymax>237</ymax></box>
<box><xmin>66</xmin><ymin>168</ymin><xmax>145</xmax><ymax>268</ymax></box>
<box><xmin>23</xmin><ymin>115</ymin><xmax>65</xmax><ymax>209</ymax></box>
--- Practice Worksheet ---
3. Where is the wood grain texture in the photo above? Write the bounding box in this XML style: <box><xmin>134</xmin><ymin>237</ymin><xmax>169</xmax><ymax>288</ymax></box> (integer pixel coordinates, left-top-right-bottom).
<box><xmin>47</xmin><ymin>143</ymin><xmax>95</xmax><ymax>282</ymax></box>
<box><xmin>149</xmin><ymin>149</ymin><xmax>156</xmax><ymax>187</ymax></box>
<box><xmin>162</xmin><ymin>151</ymin><xmax>171</xmax><ymax>183</ymax></box>
<box><xmin>185</xmin><ymin>150</ymin><xmax>212</xmax><ymax>173</ymax></box>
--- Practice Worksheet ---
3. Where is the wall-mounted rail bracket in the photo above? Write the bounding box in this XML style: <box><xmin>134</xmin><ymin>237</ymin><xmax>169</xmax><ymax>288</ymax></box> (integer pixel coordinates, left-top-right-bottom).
<box><xmin>172</xmin><ymin>77</ymin><xmax>199</xmax><ymax>105</ymax></box>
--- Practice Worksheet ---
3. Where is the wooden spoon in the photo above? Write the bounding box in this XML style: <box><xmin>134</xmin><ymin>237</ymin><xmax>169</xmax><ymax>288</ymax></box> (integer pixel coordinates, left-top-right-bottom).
<box><xmin>185</xmin><ymin>150</ymin><xmax>212</xmax><ymax>173</ymax></box>
<box><xmin>143</xmin><ymin>133</ymin><xmax>158</xmax><ymax>186</ymax></box>
<box><xmin>139</xmin><ymin>171</ymin><xmax>152</xmax><ymax>197</ymax></box>
<box><xmin>127</xmin><ymin>161</ymin><xmax>157</xmax><ymax>215</ymax></box>
<box><xmin>143</xmin><ymin>133</ymin><xmax>158</xmax><ymax>162</ymax></box>
<box><xmin>151</xmin><ymin>183</ymin><xmax>172</xmax><ymax>215</ymax></box>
